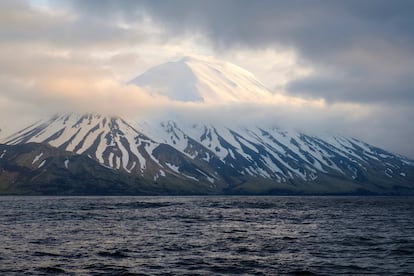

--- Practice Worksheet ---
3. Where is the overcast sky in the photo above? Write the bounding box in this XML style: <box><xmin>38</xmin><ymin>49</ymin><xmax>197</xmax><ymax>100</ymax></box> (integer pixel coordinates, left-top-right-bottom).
<box><xmin>0</xmin><ymin>0</ymin><xmax>414</xmax><ymax>158</ymax></box>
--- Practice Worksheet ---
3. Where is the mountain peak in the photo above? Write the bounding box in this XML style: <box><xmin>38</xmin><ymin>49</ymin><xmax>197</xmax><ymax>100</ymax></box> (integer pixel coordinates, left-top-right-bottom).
<box><xmin>178</xmin><ymin>55</ymin><xmax>208</xmax><ymax>62</ymax></box>
<box><xmin>129</xmin><ymin>55</ymin><xmax>272</xmax><ymax>103</ymax></box>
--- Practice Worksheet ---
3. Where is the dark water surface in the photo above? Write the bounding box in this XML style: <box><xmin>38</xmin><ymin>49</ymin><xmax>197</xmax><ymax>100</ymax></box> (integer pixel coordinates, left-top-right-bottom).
<box><xmin>0</xmin><ymin>196</ymin><xmax>413</xmax><ymax>275</ymax></box>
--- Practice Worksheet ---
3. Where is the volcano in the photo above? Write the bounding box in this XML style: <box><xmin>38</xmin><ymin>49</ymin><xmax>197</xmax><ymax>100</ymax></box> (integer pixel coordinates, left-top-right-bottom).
<box><xmin>1</xmin><ymin>56</ymin><xmax>414</xmax><ymax>195</ymax></box>
<box><xmin>129</xmin><ymin>56</ymin><xmax>271</xmax><ymax>103</ymax></box>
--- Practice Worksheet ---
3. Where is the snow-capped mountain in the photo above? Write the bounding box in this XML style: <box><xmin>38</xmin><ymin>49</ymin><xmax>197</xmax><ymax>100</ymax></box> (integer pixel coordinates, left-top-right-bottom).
<box><xmin>1</xmin><ymin>56</ymin><xmax>414</xmax><ymax>195</ymax></box>
<box><xmin>129</xmin><ymin>56</ymin><xmax>271</xmax><ymax>103</ymax></box>
<box><xmin>2</xmin><ymin>112</ymin><xmax>414</xmax><ymax>195</ymax></box>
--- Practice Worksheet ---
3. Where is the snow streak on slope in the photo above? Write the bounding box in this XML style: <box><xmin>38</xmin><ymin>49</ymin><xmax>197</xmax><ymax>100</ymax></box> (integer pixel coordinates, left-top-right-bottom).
<box><xmin>3</xmin><ymin>114</ymin><xmax>155</xmax><ymax>175</ymax></box>
<box><xmin>135</xmin><ymin>119</ymin><xmax>414</xmax><ymax>183</ymax></box>
<box><xmin>129</xmin><ymin>56</ymin><xmax>272</xmax><ymax>103</ymax></box>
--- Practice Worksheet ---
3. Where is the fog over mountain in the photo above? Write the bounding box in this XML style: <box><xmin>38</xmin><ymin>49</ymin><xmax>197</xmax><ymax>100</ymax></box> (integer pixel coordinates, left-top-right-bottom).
<box><xmin>0</xmin><ymin>1</ymin><xmax>413</xmax><ymax>158</ymax></box>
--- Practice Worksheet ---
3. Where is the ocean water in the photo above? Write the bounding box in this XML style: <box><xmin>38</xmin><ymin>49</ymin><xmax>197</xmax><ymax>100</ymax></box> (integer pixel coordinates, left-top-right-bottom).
<box><xmin>0</xmin><ymin>196</ymin><xmax>413</xmax><ymax>275</ymax></box>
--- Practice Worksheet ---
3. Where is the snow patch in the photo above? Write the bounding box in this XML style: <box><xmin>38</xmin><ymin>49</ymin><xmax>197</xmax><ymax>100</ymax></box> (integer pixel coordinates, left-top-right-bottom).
<box><xmin>38</xmin><ymin>160</ymin><xmax>46</xmax><ymax>168</ymax></box>
<box><xmin>108</xmin><ymin>152</ymin><xmax>114</xmax><ymax>168</ymax></box>
<box><xmin>379</xmin><ymin>153</ymin><xmax>393</xmax><ymax>159</ymax></box>
<box><xmin>202</xmin><ymin>152</ymin><xmax>211</xmax><ymax>162</ymax></box>
<box><xmin>125</xmin><ymin>161</ymin><xmax>136</xmax><ymax>174</ymax></box>
<box><xmin>165</xmin><ymin>162</ymin><xmax>180</xmax><ymax>174</ymax></box>
<box><xmin>115</xmin><ymin>156</ymin><xmax>121</xmax><ymax>170</ymax></box>
<box><xmin>402</xmin><ymin>159</ymin><xmax>414</xmax><ymax>166</ymax></box>
<box><xmin>32</xmin><ymin>152</ymin><xmax>43</xmax><ymax>164</ymax></box>
<box><xmin>183</xmin><ymin>174</ymin><xmax>199</xmax><ymax>182</ymax></box>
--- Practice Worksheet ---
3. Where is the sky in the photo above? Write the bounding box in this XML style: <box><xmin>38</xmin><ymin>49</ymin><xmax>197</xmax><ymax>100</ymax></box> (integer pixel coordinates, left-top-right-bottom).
<box><xmin>0</xmin><ymin>0</ymin><xmax>413</xmax><ymax>158</ymax></box>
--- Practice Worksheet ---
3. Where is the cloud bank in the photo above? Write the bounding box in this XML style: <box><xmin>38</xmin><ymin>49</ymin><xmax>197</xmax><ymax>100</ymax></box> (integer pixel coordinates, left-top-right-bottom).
<box><xmin>0</xmin><ymin>0</ymin><xmax>413</xmax><ymax>158</ymax></box>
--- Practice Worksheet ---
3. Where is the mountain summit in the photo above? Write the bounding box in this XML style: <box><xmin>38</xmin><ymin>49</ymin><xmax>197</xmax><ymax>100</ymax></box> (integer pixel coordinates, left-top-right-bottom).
<box><xmin>129</xmin><ymin>56</ymin><xmax>272</xmax><ymax>103</ymax></box>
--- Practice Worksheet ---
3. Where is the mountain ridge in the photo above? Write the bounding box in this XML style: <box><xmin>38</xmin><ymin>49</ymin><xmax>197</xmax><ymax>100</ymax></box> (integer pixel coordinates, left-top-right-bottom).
<box><xmin>1</xmin><ymin>112</ymin><xmax>414</xmax><ymax>195</ymax></box>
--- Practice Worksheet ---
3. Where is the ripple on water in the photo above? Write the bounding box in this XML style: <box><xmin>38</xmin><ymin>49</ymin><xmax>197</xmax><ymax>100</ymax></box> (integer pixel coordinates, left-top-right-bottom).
<box><xmin>0</xmin><ymin>196</ymin><xmax>413</xmax><ymax>275</ymax></box>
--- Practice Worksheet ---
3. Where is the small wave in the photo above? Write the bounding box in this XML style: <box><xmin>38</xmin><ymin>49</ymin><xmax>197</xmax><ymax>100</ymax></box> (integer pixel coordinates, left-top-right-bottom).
<box><xmin>282</xmin><ymin>236</ymin><xmax>298</xmax><ymax>240</ymax></box>
<box><xmin>201</xmin><ymin>200</ymin><xmax>279</xmax><ymax>209</ymax></box>
<box><xmin>97</xmin><ymin>250</ymin><xmax>130</xmax><ymax>258</ymax></box>
<box><xmin>288</xmin><ymin>269</ymin><xmax>319</xmax><ymax>275</ymax></box>
<box><xmin>83</xmin><ymin>263</ymin><xmax>132</xmax><ymax>274</ymax></box>
<box><xmin>36</xmin><ymin>266</ymin><xmax>66</xmax><ymax>274</ymax></box>
<box><xmin>29</xmin><ymin>237</ymin><xmax>61</xmax><ymax>245</ymax></box>
<box><xmin>209</xmin><ymin>265</ymin><xmax>253</xmax><ymax>274</ymax></box>
<box><xmin>339</xmin><ymin>236</ymin><xmax>377</xmax><ymax>246</ymax></box>
<box><xmin>114</xmin><ymin>201</ymin><xmax>182</xmax><ymax>209</ymax></box>
<box><xmin>33</xmin><ymin>251</ymin><xmax>62</xmax><ymax>257</ymax></box>
<box><xmin>390</xmin><ymin>246</ymin><xmax>414</xmax><ymax>256</ymax></box>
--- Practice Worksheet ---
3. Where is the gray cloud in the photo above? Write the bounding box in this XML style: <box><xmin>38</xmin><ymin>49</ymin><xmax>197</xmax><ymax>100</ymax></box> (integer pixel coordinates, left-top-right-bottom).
<box><xmin>67</xmin><ymin>0</ymin><xmax>414</xmax><ymax>104</ymax></box>
<box><xmin>0</xmin><ymin>0</ymin><xmax>151</xmax><ymax>49</ymax></box>
<box><xmin>287</xmin><ymin>68</ymin><xmax>414</xmax><ymax>104</ymax></box>
<box><xmin>63</xmin><ymin>0</ymin><xmax>414</xmax><ymax>158</ymax></box>
<box><xmin>1</xmin><ymin>0</ymin><xmax>414</xmax><ymax>158</ymax></box>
